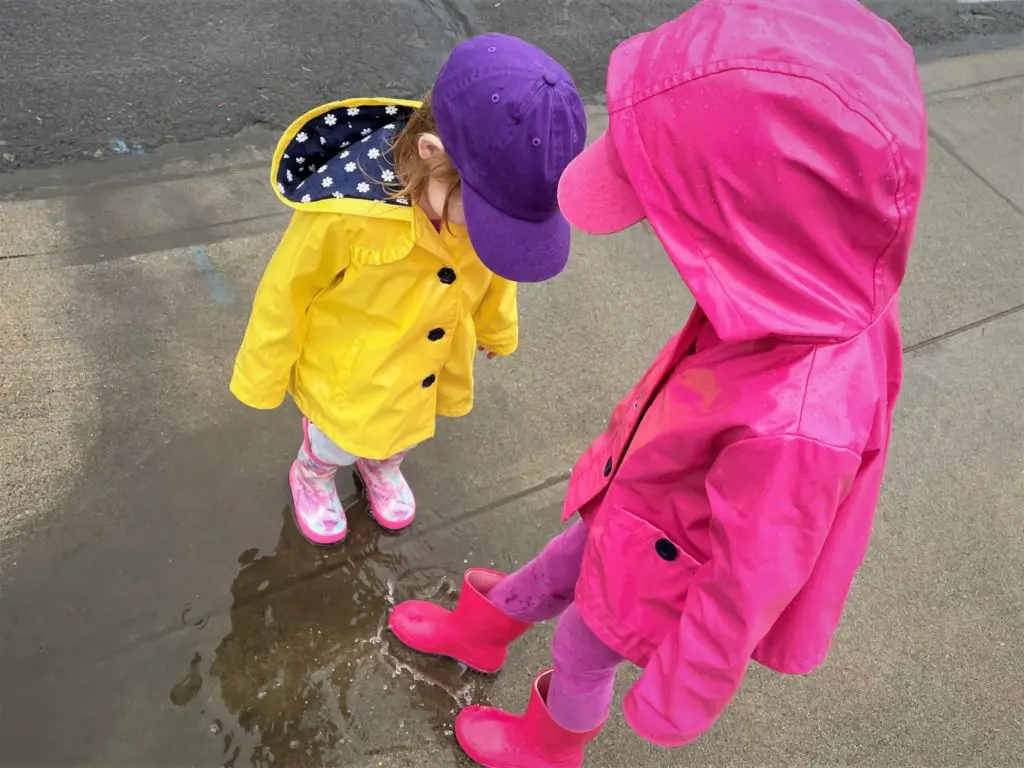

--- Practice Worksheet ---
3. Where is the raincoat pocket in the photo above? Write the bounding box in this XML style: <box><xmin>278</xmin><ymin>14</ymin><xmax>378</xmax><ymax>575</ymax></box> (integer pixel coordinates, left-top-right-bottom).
<box><xmin>582</xmin><ymin>506</ymin><xmax>702</xmax><ymax>655</ymax></box>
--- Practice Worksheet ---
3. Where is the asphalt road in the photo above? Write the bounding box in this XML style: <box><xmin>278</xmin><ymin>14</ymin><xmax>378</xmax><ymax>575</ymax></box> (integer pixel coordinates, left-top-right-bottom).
<box><xmin>1</xmin><ymin>0</ymin><xmax>1024</xmax><ymax>171</ymax></box>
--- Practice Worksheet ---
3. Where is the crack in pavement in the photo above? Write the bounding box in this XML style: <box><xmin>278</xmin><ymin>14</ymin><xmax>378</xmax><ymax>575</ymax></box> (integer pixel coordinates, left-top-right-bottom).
<box><xmin>927</xmin><ymin>125</ymin><xmax>1024</xmax><ymax>218</ymax></box>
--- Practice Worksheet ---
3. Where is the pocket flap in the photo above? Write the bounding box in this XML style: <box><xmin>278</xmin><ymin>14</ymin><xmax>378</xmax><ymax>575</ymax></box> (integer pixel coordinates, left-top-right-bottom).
<box><xmin>581</xmin><ymin>506</ymin><xmax>703</xmax><ymax>660</ymax></box>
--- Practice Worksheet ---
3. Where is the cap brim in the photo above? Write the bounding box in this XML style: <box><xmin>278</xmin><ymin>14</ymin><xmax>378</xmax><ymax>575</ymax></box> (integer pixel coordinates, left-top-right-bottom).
<box><xmin>463</xmin><ymin>183</ymin><xmax>570</xmax><ymax>283</ymax></box>
<box><xmin>557</xmin><ymin>132</ymin><xmax>646</xmax><ymax>235</ymax></box>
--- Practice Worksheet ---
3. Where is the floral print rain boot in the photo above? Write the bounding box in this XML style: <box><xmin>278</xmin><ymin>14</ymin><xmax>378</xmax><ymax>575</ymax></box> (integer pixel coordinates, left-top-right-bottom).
<box><xmin>356</xmin><ymin>452</ymin><xmax>416</xmax><ymax>531</ymax></box>
<box><xmin>289</xmin><ymin>432</ymin><xmax>348</xmax><ymax>546</ymax></box>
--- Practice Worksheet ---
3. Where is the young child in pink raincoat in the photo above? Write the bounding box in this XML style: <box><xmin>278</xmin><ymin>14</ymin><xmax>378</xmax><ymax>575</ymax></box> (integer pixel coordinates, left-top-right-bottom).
<box><xmin>390</xmin><ymin>0</ymin><xmax>927</xmax><ymax>765</ymax></box>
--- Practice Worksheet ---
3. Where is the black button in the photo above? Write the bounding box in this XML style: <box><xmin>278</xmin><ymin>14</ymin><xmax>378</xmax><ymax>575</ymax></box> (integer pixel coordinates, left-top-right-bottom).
<box><xmin>655</xmin><ymin>539</ymin><xmax>678</xmax><ymax>562</ymax></box>
<box><xmin>427</xmin><ymin>328</ymin><xmax>445</xmax><ymax>342</ymax></box>
<box><xmin>603</xmin><ymin>457</ymin><xmax>613</xmax><ymax>477</ymax></box>
<box><xmin>422</xmin><ymin>374</ymin><xmax>437</xmax><ymax>388</ymax></box>
<box><xmin>438</xmin><ymin>267</ymin><xmax>457</xmax><ymax>285</ymax></box>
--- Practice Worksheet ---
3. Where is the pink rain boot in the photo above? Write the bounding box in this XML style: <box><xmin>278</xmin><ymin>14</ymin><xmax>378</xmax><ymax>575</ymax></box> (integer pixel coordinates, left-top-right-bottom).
<box><xmin>288</xmin><ymin>425</ymin><xmax>348</xmax><ymax>545</ymax></box>
<box><xmin>455</xmin><ymin>669</ymin><xmax>603</xmax><ymax>768</ymax></box>
<box><xmin>389</xmin><ymin>569</ymin><xmax>531</xmax><ymax>674</ymax></box>
<box><xmin>356</xmin><ymin>452</ymin><xmax>416</xmax><ymax>531</ymax></box>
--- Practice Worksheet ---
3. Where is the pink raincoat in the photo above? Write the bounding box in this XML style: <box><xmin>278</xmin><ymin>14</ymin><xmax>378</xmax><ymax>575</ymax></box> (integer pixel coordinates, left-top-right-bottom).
<box><xmin>562</xmin><ymin>0</ymin><xmax>928</xmax><ymax>747</ymax></box>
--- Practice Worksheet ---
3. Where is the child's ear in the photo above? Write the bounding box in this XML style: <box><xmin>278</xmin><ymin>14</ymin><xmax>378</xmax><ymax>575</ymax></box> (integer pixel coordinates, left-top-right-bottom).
<box><xmin>417</xmin><ymin>133</ymin><xmax>446</xmax><ymax>161</ymax></box>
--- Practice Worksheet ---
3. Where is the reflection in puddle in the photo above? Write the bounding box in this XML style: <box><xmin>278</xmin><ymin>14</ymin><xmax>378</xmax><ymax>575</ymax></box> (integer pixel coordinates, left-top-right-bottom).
<box><xmin>172</xmin><ymin>474</ymin><xmax>489</xmax><ymax>766</ymax></box>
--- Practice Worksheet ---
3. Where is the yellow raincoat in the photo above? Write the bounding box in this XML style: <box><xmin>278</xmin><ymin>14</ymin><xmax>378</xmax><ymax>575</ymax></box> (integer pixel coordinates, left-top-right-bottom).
<box><xmin>230</xmin><ymin>98</ymin><xmax>518</xmax><ymax>460</ymax></box>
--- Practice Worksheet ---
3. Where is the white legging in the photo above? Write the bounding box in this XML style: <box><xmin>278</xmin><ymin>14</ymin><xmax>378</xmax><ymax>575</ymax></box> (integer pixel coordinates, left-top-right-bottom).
<box><xmin>306</xmin><ymin>421</ymin><xmax>359</xmax><ymax>467</ymax></box>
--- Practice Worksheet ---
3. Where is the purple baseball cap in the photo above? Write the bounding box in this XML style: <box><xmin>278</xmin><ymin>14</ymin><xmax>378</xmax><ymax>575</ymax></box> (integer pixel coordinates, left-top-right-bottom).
<box><xmin>432</xmin><ymin>34</ymin><xmax>587</xmax><ymax>283</ymax></box>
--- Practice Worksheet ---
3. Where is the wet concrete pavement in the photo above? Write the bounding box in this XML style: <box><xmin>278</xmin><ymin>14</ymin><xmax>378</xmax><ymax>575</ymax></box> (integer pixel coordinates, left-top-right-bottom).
<box><xmin>2</xmin><ymin>47</ymin><xmax>1024</xmax><ymax>768</ymax></box>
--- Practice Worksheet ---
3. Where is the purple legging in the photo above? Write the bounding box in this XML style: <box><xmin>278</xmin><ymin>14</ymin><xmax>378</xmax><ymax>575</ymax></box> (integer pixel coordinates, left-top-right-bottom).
<box><xmin>487</xmin><ymin>521</ymin><xmax>625</xmax><ymax>732</ymax></box>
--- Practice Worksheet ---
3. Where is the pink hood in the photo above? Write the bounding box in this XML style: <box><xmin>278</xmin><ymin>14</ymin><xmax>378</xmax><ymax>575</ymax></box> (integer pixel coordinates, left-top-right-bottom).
<box><xmin>607</xmin><ymin>0</ymin><xmax>926</xmax><ymax>342</ymax></box>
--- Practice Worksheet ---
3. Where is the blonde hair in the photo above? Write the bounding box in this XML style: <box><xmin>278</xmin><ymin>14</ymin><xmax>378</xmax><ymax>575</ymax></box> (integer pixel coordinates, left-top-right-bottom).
<box><xmin>389</xmin><ymin>91</ymin><xmax>462</xmax><ymax>225</ymax></box>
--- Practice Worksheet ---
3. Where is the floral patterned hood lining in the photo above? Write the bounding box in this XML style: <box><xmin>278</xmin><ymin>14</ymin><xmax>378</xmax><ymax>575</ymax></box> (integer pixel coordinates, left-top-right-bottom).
<box><xmin>274</xmin><ymin>99</ymin><xmax>415</xmax><ymax>207</ymax></box>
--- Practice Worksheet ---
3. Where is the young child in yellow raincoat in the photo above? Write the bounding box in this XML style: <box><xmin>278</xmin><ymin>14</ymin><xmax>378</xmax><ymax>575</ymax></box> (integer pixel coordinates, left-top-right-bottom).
<box><xmin>230</xmin><ymin>34</ymin><xmax>586</xmax><ymax>545</ymax></box>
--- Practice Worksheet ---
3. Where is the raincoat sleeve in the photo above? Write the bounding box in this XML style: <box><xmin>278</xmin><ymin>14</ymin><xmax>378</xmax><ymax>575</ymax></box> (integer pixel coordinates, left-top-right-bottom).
<box><xmin>473</xmin><ymin>275</ymin><xmax>519</xmax><ymax>357</ymax></box>
<box><xmin>622</xmin><ymin>435</ymin><xmax>861</xmax><ymax>747</ymax></box>
<box><xmin>230</xmin><ymin>212</ymin><xmax>349</xmax><ymax>409</ymax></box>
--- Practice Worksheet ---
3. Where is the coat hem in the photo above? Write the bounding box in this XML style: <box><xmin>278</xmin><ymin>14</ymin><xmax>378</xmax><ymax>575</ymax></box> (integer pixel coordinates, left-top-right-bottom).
<box><xmin>752</xmin><ymin>649</ymin><xmax>826</xmax><ymax>676</ymax></box>
<box><xmin>574</xmin><ymin>591</ymin><xmax>655</xmax><ymax>669</ymax></box>
<box><xmin>291</xmin><ymin>391</ymin><xmax>438</xmax><ymax>461</ymax></box>
<box><xmin>621</xmin><ymin>694</ymin><xmax>701</xmax><ymax>749</ymax></box>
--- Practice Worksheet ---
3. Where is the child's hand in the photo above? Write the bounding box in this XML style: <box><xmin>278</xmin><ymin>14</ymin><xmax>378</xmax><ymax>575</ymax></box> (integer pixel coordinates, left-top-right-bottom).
<box><xmin>478</xmin><ymin>346</ymin><xmax>498</xmax><ymax>360</ymax></box>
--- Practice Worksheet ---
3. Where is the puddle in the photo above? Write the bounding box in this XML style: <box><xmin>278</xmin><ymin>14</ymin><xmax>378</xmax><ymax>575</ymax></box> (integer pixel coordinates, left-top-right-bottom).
<box><xmin>170</xmin><ymin>651</ymin><xmax>205</xmax><ymax>706</ymax></box>
<box><xmin>172</xmin><ymin>473</ymin><xmax>491</xmax><ymax>767</ymax></box>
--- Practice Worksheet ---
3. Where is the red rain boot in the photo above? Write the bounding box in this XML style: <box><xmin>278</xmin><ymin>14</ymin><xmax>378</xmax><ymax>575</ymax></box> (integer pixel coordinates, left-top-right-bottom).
<box><xmin>456</xmin><ymin>669</ymin><xmax>602</xmax><ymax>767</ymax></box>
<box><xmin>388</xmin><ymin>569</ymin><xmax>531</xmax><ymax>674</ymax></box>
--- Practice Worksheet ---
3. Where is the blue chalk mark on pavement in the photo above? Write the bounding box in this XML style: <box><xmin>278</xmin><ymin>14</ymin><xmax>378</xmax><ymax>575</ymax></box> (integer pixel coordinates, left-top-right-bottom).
<box><xmin>188</xmin><ymin>245</ymin><xmax>233</xmax><ymax>306</ymax></box>
<box><xmin>108</xmin><ymin>138</ymin><xmax>148</xmax><ymax>155</ymax></box>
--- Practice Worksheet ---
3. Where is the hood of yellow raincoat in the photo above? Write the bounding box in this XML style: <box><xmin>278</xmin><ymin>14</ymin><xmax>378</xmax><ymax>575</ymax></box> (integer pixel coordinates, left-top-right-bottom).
<box><xmin>271</xmin><ymin>97</ymin><xmax>422</xmax><ymax>219</ymax></box>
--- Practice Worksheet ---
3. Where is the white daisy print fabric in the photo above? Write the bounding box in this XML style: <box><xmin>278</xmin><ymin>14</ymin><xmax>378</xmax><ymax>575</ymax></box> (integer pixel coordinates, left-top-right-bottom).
<box><xmin>275</xmin><ymin>103</ymin><xmax>414</xmax><ymax>206</ymax></box>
